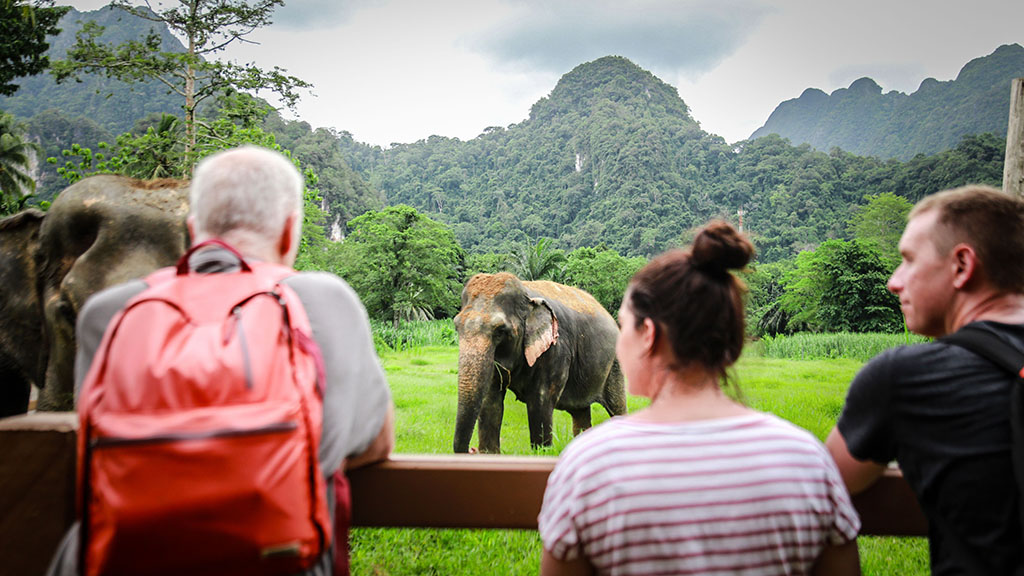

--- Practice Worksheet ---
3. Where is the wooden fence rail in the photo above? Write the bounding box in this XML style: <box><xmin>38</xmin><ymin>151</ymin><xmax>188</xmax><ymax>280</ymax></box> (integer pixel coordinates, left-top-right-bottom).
<box><xmin>0</xmin><ymin>413</ymin><xmax>927</xmax><ymax>576</ymax></box>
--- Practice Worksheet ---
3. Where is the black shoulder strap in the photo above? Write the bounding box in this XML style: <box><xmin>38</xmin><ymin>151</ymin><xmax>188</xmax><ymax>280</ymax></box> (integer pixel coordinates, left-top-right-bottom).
<box><xmin>940</xmin><ymin>324</ymin><xmax>1024</xmax><ymax>382</ymax></box>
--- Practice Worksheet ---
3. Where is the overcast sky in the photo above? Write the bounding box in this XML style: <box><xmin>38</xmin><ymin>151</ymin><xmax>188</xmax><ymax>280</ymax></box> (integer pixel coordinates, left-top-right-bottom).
<box><xmin>64</xmin><ymin>0</ymin><xmax>1024</xmax><ymax>148</ymax></box>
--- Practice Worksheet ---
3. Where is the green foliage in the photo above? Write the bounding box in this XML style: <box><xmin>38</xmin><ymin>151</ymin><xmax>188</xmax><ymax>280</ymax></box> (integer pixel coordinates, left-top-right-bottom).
<box><xmin>759</xmin><ymin>332</ymin><xmax>928</xmax><ymax>362</ymax></box>
<box><xmin>44</xmin><ymin>102</ymin><xmax>333</xmax><ymax>273</ymax></box>
<box><xmin>50</xmin><ymin>101</ymin><xmax>279</xmax><ymax>181</ymax></box>
<box><xmin>780</xmin><ymin>239</ymin><xmax>902</xmax><ymax>333</ymax></box>
<box><xmin>369</xmin><ymin>319</ymin><xmax>458</xmax><ymax>354</ymax></box>
<box><xmin>0</xmin><ymin>7</ymin><xmax>186</xmax><ymax>135</ymax></box>
<box><xmin>745</xmin><ymin>260</ymin><xmax>803</xmax><ymax>337</ymax></box>
<box><xmin>0</xmin><ymin>0</ymin><xmax>67</xmax><ymax>96</ymax></box>
<box><xmin>0</xmin><ymin>112</ymin><xmax>39</xmax><ymax>207</ymax></box>
<box><xmin>510</xmin><ymin>237</ymin><xmax>566</xmax><ymax>281</ymax></box>
<box><xmin>562</xmin><ymin>246</ymin><xmax>646</xmax><ymax>314</ymax></box>
<box><xmin>339</xmin><ymin>205</ymin><xmax>465</xmax><ymax>327</ymax></box>
<box><xmin>264</xmin><ymin>111</ymin><xmax>384</xmax><ymax>234</ymax></box>
<box><xmin>50</xmin><ymin>114</ymin><xmax>182</xmax><ymax>182</ymax></box>
<box><xmin>751</xmin><ymin>44</ymin><xmax>1024</xmax><ymax>160</ymax></box>
<box><xmin>847</xmin><ymin>192</ymin><xmax>912</xmax><ymax>269</ymax></box>
<box><xmin>464</xmin><ymin>251</ymin><xmax>513</xmax><ymax>277</ymax></box>
<box><xmin>51</xmin><ymin>0</ymin><xmax>310</xmax><ymax>159</ymax></box>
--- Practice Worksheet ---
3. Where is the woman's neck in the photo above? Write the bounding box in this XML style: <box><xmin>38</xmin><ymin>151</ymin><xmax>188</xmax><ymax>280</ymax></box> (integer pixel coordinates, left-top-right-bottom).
<box><xmin>632</xmin><ymin>365</ymin><xmax>751</xmax><ymax>423</ymax></box>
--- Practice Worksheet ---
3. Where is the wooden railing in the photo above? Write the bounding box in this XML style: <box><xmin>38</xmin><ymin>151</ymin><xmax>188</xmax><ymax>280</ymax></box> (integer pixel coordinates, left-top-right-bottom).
<box><xmin>0</xmin><ymin>413</ymin><xmax>927</xmax><ymax>576</ymax></box>
<box><xmin>349</xmin><ymin>455</ymin><xmax>926</xmax><ymax>535</ymax></box>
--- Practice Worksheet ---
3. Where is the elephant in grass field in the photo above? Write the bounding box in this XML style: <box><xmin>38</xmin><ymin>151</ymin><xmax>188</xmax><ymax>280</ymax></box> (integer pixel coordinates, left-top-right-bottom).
<box><xmin>453</xmin><ymin>272</ymin><xmax>626</xmax><ymax>454</ymax></box>
<box><xmin>0</xmin><ymin>174</ymin><xmax>189</xmax><ymax>415</ymax></box>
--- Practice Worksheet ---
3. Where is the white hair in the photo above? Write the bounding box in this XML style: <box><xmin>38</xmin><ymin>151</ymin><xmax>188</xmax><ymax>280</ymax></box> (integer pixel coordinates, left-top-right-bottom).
<box><xmin>189</xmin><ymin>145</ymin><xmax>304</xmax><ymax>257</ymax></box>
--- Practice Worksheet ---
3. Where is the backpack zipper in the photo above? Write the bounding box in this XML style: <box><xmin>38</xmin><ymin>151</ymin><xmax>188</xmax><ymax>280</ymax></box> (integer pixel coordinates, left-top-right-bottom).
<box><xmin>91</xmin><ymin>420</ymin><xmax>297</xmax><ymax>448</ymax></box>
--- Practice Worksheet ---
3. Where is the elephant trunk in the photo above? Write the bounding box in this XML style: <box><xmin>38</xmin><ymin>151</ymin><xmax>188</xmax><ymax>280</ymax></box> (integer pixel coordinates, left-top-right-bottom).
<box><xmin>453</xmin><ymin>341</ymin><xmax>494</xmax><ymax>453</ymax></box>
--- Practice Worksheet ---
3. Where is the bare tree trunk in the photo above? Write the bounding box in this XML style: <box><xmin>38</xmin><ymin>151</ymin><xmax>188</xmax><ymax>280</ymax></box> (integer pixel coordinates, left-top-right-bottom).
<box><xmin>184</xmin><ymin>54</ymin><xmax>196</xmax><ymax>164</ymax></box>
<box><xmin>1005</xmin><ymin>78</ymin><xmax>1024</xmax><ymax>197</ymax></box>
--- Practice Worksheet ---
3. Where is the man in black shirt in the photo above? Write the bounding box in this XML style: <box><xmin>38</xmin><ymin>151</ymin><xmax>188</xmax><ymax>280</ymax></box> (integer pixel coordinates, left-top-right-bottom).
<box><xmin>827</xmin><ymin>184</ymin><xmax>1024</xmax><ymax>575</ymax></box>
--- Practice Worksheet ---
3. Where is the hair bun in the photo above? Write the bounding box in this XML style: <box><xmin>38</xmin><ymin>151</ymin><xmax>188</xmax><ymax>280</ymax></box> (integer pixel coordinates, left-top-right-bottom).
<box><xmin>691</xmin><ymin>220</ymin><xmax>754</xmax><ymax>274</ymax></box>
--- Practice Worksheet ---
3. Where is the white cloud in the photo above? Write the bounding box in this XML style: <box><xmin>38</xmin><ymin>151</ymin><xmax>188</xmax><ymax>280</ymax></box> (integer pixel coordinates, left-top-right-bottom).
<box><xmin>472</xmin><ymin>0</ymin><xmax>770</xmax><ymax>77</ymax></box>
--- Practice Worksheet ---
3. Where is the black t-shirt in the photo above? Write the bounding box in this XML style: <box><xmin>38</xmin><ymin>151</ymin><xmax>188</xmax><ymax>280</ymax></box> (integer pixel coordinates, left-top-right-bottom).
<box><xmin>838</xmin><ymin>321</ymin><xmax>1024</xmax><ymax>575</ymax></box>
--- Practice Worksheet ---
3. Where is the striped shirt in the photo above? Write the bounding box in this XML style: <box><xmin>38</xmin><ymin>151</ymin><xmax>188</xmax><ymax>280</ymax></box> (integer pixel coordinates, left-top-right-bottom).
<box><xmin>538</xmin><ymin>413</ymin><xmax>860</xmax><ymax>575</ymax></box>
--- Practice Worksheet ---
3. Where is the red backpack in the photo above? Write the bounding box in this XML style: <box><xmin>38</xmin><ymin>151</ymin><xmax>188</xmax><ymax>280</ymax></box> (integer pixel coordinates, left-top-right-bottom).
<box><xmin>76</xmin><ymin>240</ymin><xmax>332</xmax><ymax>576</ymax></box>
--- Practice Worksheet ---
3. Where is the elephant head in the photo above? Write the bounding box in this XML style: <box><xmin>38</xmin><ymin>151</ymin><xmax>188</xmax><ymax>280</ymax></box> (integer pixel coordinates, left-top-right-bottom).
<box><xmin>452</xmin><ymin>272</ymin><xmax>560</xmax><ymax>453</ymax></box>
<box><xmin>0</xmin><ymin>175</ymin><xmax>190</xmax><ymax>413</ymax></box>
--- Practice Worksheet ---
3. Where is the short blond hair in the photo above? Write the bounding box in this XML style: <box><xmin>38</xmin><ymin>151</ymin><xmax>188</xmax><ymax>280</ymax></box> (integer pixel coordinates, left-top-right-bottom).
<box><xmin>911</xmin><ymin>184</ymin><xmax>1024</xmax><ymax>292</ymax></box>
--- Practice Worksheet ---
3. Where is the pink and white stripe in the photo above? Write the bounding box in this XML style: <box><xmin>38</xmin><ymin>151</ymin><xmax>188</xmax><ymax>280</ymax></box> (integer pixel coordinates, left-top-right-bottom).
<box><xmin>539</xmin><ymin>413</ymin><xmax>860</xmax><ymax>575</ymax></box>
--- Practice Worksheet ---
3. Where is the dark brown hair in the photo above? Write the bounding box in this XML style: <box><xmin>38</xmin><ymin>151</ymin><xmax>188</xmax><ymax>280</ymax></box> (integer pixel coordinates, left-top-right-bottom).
<box><xmin>625</xmin><ymin>220</ymin><xmax>754</xmax><ymax>381</ymax></box>
<box><xmin>911</xmin><ymin>185</ymin><xmax>1024</xmax><ymax>292</ymax></box>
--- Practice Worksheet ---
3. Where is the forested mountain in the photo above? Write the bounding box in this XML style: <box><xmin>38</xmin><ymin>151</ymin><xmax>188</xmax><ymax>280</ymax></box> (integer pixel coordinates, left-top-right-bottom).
<box><xmin>367</xmin><ymin>56</ymin><xmax>722</xmax><ymax>257</ymax></box>
<box><xmin>0</xmin><ymin>6</ymin><xmax>183</xmax><ymax>134</ymax></box>
<box><xmin>337</xmin><ymin>56</ymin><xmax>1005</xmax><ymax>261</ymax></box>
<box><xmin>751</xmin><ymin>44</ymin><xmax>1024</xmax><ymax>160</ymax></box>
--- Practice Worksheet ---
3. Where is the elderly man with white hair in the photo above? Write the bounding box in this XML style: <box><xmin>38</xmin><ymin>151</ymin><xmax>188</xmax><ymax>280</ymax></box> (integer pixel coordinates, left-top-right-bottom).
<box><xmin>48</xmin><ymin>145</ymin><xmax>394</xmax><ymax>576</ymax></box>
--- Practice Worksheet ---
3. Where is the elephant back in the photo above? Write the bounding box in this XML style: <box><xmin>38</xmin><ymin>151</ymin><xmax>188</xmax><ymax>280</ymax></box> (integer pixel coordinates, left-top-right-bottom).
<box><xmin>524</xmin><ymin>279</ymin><xmax>615</xmax><ymax>322</ymax></box>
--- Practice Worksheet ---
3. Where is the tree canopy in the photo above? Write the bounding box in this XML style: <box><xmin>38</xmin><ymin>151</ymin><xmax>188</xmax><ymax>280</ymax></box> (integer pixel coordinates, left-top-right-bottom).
<box><xmin>778</xmin><ymin>239</ymin><xmax>902</xmax><ymax>333</ymax></box>
<box><xmin>0</xmin><ymin>112</ymin><xmax>39</xmax><ymax>210</ymax></box>
<box><xmin>338</xmin><ymin>205</ymin><xmax>465</xmax><ymax>328</ymax></box>
<box><xmin>847</xmin><ymin>192</ymin><xmax>912</xmax><ymax>269</ymax></box>
<box><xmin>52</xmin><ymin>0</ymin><xmax>309</xmax><ymax>163</ymax></box>
<box><xmin>0</xmin><ymin>0</ymin><xmax>67</xmax><ymax>96</ymax></box>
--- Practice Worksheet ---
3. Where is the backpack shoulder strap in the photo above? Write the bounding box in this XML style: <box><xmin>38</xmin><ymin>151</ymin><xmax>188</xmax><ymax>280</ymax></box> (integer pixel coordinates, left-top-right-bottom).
<box><xmin>940</xmin><ymin>324</ymin><xmax>1024</xmax><ymax>381</ymax></box>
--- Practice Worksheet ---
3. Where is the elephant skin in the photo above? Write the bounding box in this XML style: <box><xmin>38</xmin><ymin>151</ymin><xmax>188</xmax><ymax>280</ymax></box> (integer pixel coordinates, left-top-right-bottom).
<box><xmin>0</xmin><ymin>210</ymin><xmax>45</xmax><ymax>417</ymax></box>
<box><xmin>453</xmin><ymin>272</ymin><xmax>626</xmax><ymax>454</ymax></box>
<box><xmin>0</xmin><ymin>175</ymin><xmax>189</xmax><ymax>414</ymax></box>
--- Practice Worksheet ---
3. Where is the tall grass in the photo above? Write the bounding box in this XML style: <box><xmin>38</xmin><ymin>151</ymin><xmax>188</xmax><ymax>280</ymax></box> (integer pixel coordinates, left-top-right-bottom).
<box><xmin>758</xmin><ymin>331</ymin><xmax>928</xmax><ymax>361</ymax></box>
<box><xmin>370</xmin><ymin>319</ymin><xmax>458</xmax><ymax>353</ymax></box>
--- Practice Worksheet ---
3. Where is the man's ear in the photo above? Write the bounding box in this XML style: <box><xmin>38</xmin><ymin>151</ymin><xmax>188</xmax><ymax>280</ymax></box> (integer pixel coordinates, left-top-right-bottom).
<box><xmin>951</xmin><ymin>243</ymin><xmax>978</xmax><ymax>289</ymax></box>
<box><xmin>186</xmin><ymin>214</ymin><xmax>197</xmax><ymax>242</ymax></box>
<box><xmin>277</xmin><ymin>212</ymin><xmax>299</xmax><ymax>265</ymax></box>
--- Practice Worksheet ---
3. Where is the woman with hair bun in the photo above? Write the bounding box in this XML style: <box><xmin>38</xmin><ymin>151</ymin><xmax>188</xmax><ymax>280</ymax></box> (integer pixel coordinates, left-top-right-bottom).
<box><xmin>538</xmin><ymin>221</ymin><xmax>861</xmax><ymax>575</ymax></box>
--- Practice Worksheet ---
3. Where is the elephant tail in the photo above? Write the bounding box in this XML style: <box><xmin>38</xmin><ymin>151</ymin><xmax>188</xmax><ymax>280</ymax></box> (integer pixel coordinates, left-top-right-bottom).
<box><xmin>602</xmin><ymin>360</ymin><xmax>627</xmax><ymax>416</ymax></box>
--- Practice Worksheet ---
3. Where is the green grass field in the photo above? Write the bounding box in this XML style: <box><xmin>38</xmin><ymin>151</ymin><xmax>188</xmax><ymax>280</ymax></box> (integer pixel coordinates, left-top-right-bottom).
<box><xmin>351</xmin><ymin>339</ymin><xmax>929</xmax><ymax>575</ymax></box>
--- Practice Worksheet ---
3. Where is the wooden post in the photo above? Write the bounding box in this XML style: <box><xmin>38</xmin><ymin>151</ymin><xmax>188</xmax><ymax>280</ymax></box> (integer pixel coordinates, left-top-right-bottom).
<box><xmin>1005</xmin><ymin>78</ymin><xmax>1024</xmax><ymax>197</ymax></box>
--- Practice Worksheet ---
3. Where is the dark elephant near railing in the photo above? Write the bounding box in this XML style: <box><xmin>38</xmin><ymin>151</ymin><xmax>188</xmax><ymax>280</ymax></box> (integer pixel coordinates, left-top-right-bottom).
<box><xmin>453</xmin><ymin>272</ymin><xmax>626</xmax><ymax>454</ymax></box>
<box><xmin>0</xmin><ymin>175</ymin><xmax>189</xmax><ymax>415</ymax></box>
<box><xmin>0</xmin><ymin>210</ymin><xmax>45</xmax><ymax>417</ymax></box>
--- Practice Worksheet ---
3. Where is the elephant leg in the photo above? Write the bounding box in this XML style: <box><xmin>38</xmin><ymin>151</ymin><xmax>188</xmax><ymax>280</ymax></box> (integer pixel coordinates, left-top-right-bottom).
<box><xmin>568</xmin><ymin>407</ymin><xmax>591</xmax><ymax>436</ymax></box>
<box><xmin>477</xmin><ymin>390</ymin><xmax>505</xmax><ymax>454</ymax></box>
<box><xmin>602</xmin><ymin>360</ymin><xmax>628</xmax><ymax>417</ymax></box>
<box><xmin>527</xmin><ymin>398</ymin><xmax>555</xmax><ymax>449</ymax></box>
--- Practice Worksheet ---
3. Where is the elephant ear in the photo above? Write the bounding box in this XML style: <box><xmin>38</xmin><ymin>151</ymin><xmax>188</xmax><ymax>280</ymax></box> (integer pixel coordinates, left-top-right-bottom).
<box><xmin>525</xmin><ymin>297</ymin><xmax>558</xmax><ymax>367</ymax></box>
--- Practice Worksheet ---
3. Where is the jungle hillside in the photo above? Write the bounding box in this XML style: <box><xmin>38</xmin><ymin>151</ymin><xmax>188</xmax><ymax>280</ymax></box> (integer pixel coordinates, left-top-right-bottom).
<box><xmin>750</xmin><ymin>43</ymin><xmax>1024</xmax><ymax>160</ymax></box>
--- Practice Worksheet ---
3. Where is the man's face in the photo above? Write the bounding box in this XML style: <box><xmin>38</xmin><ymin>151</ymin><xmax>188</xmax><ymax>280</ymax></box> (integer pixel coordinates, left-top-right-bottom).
<box><xmin>887</xmin><ymin>210</ymin><xmax>956</xmax><ymax>337</ymax></box>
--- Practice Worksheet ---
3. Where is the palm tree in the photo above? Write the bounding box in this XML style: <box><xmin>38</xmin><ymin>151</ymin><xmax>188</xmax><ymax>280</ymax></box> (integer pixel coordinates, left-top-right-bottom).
<box><xmin>513</xmin><ymin>237</ymin><xmax>566</xmax><ymax>281</ymax></box>
<box><xmin>0</xmin><ymin>113</ymin><xmax>38</xmax><ymax>209</ymax></box>
<box><xmin>127</xmin><ymin>113</ymin><xmax>182</xmax><ymax>179</ymax></box>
